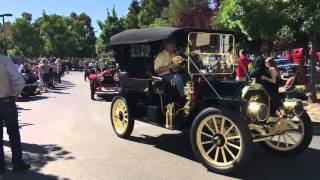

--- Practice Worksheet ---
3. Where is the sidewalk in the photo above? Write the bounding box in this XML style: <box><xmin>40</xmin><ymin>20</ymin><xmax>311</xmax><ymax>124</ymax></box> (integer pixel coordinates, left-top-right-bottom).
<box><xmin>305</xmin><ymin>103</ymin><xmax>320</xmax><ymax>122</ymax></box>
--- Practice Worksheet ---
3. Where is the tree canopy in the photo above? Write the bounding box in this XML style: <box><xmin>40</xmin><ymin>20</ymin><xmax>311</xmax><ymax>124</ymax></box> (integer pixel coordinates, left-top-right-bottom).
<box><xmin>96</xmin><ymin>7</ymin><xmax>125</xmax><ymax>54</ymax></box>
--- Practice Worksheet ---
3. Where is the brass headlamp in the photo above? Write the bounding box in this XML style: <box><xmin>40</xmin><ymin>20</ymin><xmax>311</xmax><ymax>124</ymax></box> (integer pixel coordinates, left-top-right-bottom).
<box><xmin>247</xmin><ymin>102</ymin><xmax>269</xmax><ymax>122</ymax></box>
<box><xmin>283</xmin><ymin>100</ymin><xmax>304</xmax><ymax>116</ymax></box>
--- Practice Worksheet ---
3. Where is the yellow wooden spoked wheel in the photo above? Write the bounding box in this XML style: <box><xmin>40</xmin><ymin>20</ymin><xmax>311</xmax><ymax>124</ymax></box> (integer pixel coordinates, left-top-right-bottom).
<box><xmin>260</xmin><ymin>111</ymin><xmax>313</xmax><ymax>156</ymax></box>
<box><xmin>197</xmin><ymin>115</ymin><xmax>242</xmax><ymax>167</ymax></box>
<box><xmin>110</xmin><ymin>97</ymin><xmax>134</xmax><ymax>138</ymax></box>
<box><xmin>191</xmin><ymin>108</ymin><xmax>252</xmax><ymax>173</ymax></box>
<box><xmin>265</xmin><ymin>116</ymin><xmax>305</xmax><ymax>151</ymax></box>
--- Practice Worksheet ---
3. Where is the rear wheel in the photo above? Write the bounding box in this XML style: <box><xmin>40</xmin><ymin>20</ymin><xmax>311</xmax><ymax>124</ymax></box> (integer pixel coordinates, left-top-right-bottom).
<box><xmin>110</xmin><ymin>96</ymin><xmax>134</xmax><ymax>138</ymax></box>
<box><xmin>260</xmin><ymin>111</ymin><xmax>313</xmax><ymax>157</ymax></box>
<box><xmin>190</xmin><ymin>107</ymin><xmax>252</xmax><ymax>174</ymax></box>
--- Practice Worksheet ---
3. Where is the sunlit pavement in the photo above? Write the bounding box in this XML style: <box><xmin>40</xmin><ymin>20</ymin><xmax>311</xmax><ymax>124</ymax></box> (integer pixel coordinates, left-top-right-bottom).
<box><xmin>1</xmin><ymin>72</ymin><xmax>320</xmax><ymax>180</ymax></box>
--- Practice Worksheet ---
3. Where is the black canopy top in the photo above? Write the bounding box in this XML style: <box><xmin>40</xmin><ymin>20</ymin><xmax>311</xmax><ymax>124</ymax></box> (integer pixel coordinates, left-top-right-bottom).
<box><xmin>110</xmin><ymin>27</ymin><xmax>235</xmax><ymax>46</ymax></box>
<box><xmin>110</xmin><ymin>27</ymin><xmax>179</xmax><ymax>45</ymax></box>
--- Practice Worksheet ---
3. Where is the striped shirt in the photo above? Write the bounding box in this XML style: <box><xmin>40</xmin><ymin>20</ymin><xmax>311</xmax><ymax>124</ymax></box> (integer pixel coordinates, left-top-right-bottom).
<box><xmin>0</xmin><ymin>55</ymin><xmax>25</xmax><ymax>97</ymax></box>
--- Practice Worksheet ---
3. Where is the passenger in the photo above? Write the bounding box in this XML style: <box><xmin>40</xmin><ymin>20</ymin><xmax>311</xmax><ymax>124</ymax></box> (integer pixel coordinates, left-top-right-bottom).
<box><xmin>261</xmin><ymin>57</ymin><xmax>281</xmax><ymax>116</ymax></box>
<box><xmin>154</xmin><ymin>39</ymin><xmax>186</xmax><ymax>98</ymax></box>
<box><xmin>249</xmin><ymin>57</ymin><xmax>268</xmax><ymax>84</ymax></box>
<box><xmin>20</xmin><ymin>63</ymin><xmax>32</xmax><ymax>75</ymax></box>
<box><xmin>236</xmin><ymin>49</ymin><xmax>251</xmax><ymax>81</ymax></box>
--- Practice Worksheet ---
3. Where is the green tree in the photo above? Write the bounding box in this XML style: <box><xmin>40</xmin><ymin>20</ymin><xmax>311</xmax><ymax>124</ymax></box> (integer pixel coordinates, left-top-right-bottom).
<box><xmin>138</xmin><ymin>0</ymin><xmax>169</xmax><ymax>27</ymax></box>
<box><xmin>36</xmin><ymin>12</ymin><xmax>72</xmax><ymax>57</ymax></box>
<box><xmin>9</xmin><ymin>12</ymin><xmax>43</xmax><ymax>57</ymax></box>
<box><xmin>125</xmin><ymin>0</ymin><xmax>141</xmax><ymax>29</ymax></box>
<box><xmin>285</xmin><ymin>0</ymin><xmax>320</xmax><ymax>102</ymax></box>
<box><xmin>96</xmin><ymin>7</ymin><xmax>125</xmax><ymax>53</ymax></box>
<box><xmin>214</xmin><ymin>0</ymin><xmax>320</xmax><ymax>102</ymax></box>
<box><xmin>167</xmin><ymin>0</ymin><xmax>209</xmax><ymax>26</ymax></box>
<box><xmin>68</xmin><ymin>12</ymin><xmax>97</xmax><ymax>57</ymax></box>
<box><xmin>213</xmin><ymin>0</ymin><xmax>287</xmax><ymax>41</ymax></box>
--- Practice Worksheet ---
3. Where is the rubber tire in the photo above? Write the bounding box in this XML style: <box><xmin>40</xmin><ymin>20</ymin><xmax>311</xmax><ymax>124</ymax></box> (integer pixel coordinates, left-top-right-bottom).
<box><xmin>260</xmin><ymin>111</ymin><xmax>313</xmax><ymax>157</ymax></box>
<box><xmin>110</xmin><ymin>96</ymin><xmax>134</xmax><ymax>139</ymax></box>
<box><xmin>190</xmin><ymin>107</ymin><xmax>253</xmax><ymax>174</ymax></box>
<box><xmin>90</xmin><ymin>81</ymin><xmax>95</xmax><ymax>100</ymax></box>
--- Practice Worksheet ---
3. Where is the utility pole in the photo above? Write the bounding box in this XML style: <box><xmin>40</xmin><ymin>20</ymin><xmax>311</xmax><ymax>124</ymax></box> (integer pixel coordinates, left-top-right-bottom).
<box><xmin>308</xmin><ymin>31</ymin><xmax>318</xmax><ymax>103</ymax></box>
<box><xmin>0</xmin><ymin>13</ymin><xmax>13</xmax><ymax>55</ymax></box>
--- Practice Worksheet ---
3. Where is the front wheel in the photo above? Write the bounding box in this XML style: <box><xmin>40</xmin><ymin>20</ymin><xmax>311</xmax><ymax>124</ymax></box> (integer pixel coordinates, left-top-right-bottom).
<box><xmin>110</xmin><ymin>96</ymin><xmax>134</xmax><ymax>138</ymax></box>
<box><xmin>260</xmin><ymin>111</ymin><xmax>313</xmax><ymax>157</ymax></box>
<box><xmin>190</xmin><ymin>107</ymin><xmax>252</xmax><ymax>174</ymax></box>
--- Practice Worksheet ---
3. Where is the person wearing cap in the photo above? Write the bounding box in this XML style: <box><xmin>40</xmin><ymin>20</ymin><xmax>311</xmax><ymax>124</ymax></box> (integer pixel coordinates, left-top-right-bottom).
<box><xmin>0</xmin><ymin>54</ymin><xmax>31</xmax><ymax>174</ymax></box>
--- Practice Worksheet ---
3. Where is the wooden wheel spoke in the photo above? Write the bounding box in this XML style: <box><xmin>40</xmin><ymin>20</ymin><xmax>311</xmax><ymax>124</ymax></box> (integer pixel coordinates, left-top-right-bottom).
<box><xmin>283</xmin><ymin>134</ymin><xmax>290</xmax><ymax>148</ymax></box>
<box><xmin>123</xmin><ymin>117</ymin><xmax>128</xmax><ymax>123</ymax></box>
<box><xmin>201</xmin><ymin>132</ymin><xmax>213</xmax><ymax>138</ymax></box>
<box><xmin>285</xmin><ymin>132</ymin><xmax>298</xmax><ymax>144</ymax></box>
<box><xmin>226</xmin><ymin>136</ymin><xmax>240</xmax><ymax>141</ymax></box>
<box><xmin>221</xmin><ymin>148</ymin><xmax>227</xmax><ymax>163</ymax></box>
<box><xmin>224</xmin><ymin>145</ymin><xmax>236</xmax><ymax>159</ymax></box>
<box><xmin>277</xmin><ymin>135</ymin><xmax>281</xmax><ymax>147</ymax></box>
<box><xmin>205</xmin><ymin>122</ymin><xmax>215</xmax><ymax>134</ymax></box>
<box><xmin>214</xmin><ymin>147</ymin><xmax>220</xmax><ymax>162</ymax></box>
<box><xmin>269</xmin><ymin>135</ymin><xmax>275</xmax><ymax>141</ymax></box>
<box><xmin>226</xmin><ymin>142</ymin><xmax>241</xmax><ymax>150</ymax></box>
<box><xmin>220</xmin><ymin>118</ymin><xmax>225</xmax><ymax>134</ymax></box>
<box><xmin>202</xmin><ymin>140</ymin><xmax>213</xmax><ymax>145</ymax></box>
<box><xmin>224</xmin><ymin>125</ymin><xmax>234</xmax><ymax>136</ymax></box>
<box><xmin>206</xmin><ymin>146</ymin><xmax>215</xmax><ymax>155</ymax></box>
<box><xmin>212</xmin><ymin>118</ymin><xmax>219</xmax><ymax>133</ymax></box>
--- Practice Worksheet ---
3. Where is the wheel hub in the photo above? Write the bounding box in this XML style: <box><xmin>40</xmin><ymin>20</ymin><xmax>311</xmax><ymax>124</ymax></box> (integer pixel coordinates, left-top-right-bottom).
<box><xmin>212</xmin><ymin>134</ymin><xmax>225</xmax><ymax>147</ymax></box>
<box><xmin>118</xmin><ymin>112</ymin><xmax>124</xmax><ymax>121</ymax></box>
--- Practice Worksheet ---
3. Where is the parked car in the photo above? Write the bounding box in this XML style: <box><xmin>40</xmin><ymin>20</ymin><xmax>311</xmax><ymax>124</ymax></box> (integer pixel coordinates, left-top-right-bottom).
<box><xmin>88</xmin><ymin>60</ymin><xmax>120</xmax><ymax>100</ymax></box>
<box><xmin>276</xmin><ymin>60</ymin><xmax>310</xmax><ymax>84</ymax></box>
<box><xmin>21</xmin><ymin>72</ymin><xmax>38</xmax><ymax>97</ymax></box>
<box><xmin>275</xmin><ymin>58</ymin><xmax>289</xmax><ymax>66</ymax></box>
<box><xmin>109</xmin><ymin>27</ymin><xmax>313</xmax><ymax>174</ymax></box>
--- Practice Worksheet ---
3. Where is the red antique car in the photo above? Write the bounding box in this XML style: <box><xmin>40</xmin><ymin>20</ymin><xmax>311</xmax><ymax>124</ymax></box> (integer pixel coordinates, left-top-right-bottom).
<box><xmin>88</xmin><ymin>60</ymin><xmax>120</xmax><ymax>100</ymax></box>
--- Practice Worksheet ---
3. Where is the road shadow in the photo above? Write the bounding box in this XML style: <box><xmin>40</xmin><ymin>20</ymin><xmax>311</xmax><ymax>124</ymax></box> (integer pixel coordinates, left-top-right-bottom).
<box><xmin>2</xmin><ymin>141</ymin><xmax>73</xmax><ymax>180</ymax></box>
<box><xmin>232</xmin><ymin>146</ymin><xmax>320</xmax><ymax>180</ymax></box>
<box><xmin>128</xmin><ymin>132</ymin><xmax>320</xmax><ymax>180</ymax></box>
<box><xmin>18</xmin><ymin>96</ymin><xmax>51</xmax><ymax>103</ymax></box>
<box><xmin>48</xmin><ymin>91</ymin><xmax>70</xmax><ymax>95</ymax></box>
<box><xmin>313</xmin><ymin>122</ymin><xmax>320</xmax><ymax>136</ymax></box>
<box><xmin>17</xmin><ymin>79</ymin><xmax>75</xmax><ymax>102</ymax></box>
<box><xmin>96</xmin><ymin>94</ymin><xmax>115</xmax><ymax>102</ymax></box>
<box><xmin>16</xmin><ymin>106</ymin><xmax>31</xmax><ymax>111</ymax></box>
<box><xmin>128</xmin><ymin>133</ymin><xmax>195</xmax><ymax>161</ymax></box>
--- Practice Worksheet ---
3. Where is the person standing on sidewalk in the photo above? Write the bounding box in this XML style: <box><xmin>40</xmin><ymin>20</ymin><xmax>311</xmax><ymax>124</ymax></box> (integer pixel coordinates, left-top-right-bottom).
<box><xmin>0</xmin><ymin>54</ymin><xmax>31</xmax><ymax>174</ymax></box>
<box><xmin>236</xmin><ymin>49</ymin><xmax>251</xmax><ymax>81</ymax></box>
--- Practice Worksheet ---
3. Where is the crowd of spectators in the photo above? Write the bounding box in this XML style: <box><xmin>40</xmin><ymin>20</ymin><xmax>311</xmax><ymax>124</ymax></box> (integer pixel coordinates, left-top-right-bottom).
<box><xmin>14</xmin><ymin>57</ymin><xmax>95</xmax><ymax>94</ymax></box>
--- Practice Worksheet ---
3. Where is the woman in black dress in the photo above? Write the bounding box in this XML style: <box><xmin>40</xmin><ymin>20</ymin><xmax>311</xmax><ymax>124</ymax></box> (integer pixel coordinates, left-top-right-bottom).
<box><xmin>261</xmin><ymin>57</ymin><xmax>281</xmax><ymax>116</ymax></box>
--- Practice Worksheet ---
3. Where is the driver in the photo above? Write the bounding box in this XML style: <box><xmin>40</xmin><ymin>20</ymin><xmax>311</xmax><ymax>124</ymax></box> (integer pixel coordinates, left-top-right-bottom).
<box><xmin>154</xmin><ymin>38</ymin><xmax>186</xmax><ymax>97</ymax></box>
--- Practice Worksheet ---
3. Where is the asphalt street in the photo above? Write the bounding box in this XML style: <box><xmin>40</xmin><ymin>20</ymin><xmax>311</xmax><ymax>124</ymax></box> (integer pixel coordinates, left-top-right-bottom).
<box><xmin>1</xmin><ymin>72</ymin><xmax>320</xmax><ymax>180</ymax></box>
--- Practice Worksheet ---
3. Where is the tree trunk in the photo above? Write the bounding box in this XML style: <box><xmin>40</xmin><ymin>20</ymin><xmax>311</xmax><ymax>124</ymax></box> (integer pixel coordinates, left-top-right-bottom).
<box><xmin>308</xmin><ymin>31</ymin><xmax>318</xmax><ymax>103</ymax></box>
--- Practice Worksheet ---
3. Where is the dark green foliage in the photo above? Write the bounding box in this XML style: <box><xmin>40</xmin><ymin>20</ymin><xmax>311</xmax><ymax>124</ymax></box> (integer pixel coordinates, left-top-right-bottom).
<box><xmin>5</xmin><ymin>11</ymin><xmax>96</xmax><ymax>58</ymax></box>
<box><xmin>96</xmin><ymin>7</ymin><xmax>125</xmax><ymax>53</ymax></box>
<box><xmin>125</xmin><ymin>0</ymin><xmax>141</xmax><ymax>29</ymax></box>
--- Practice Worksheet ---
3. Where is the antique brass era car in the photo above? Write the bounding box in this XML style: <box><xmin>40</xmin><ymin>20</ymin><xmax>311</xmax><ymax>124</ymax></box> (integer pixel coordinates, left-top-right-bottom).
<box><xmin>88</xmin><ymin>60</ymin><xmax>120</xmax><ymax>100</ymax></box>
<box><xmin>109</xmin><ymin>28</ymin><xmax>313</xmax><ymax>173</ymax></box>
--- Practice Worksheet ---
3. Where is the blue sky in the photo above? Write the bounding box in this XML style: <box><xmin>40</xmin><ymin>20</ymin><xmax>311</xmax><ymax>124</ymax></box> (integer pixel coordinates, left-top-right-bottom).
<box><xmin>1</xmin><ymin>0</ymin><xmax>132</xmax><ymax>35</ymax></box>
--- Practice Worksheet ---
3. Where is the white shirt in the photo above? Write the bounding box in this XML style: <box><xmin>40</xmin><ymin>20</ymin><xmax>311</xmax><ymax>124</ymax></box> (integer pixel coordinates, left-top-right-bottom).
<box><xmin>0</xmin><ymin>55</ymin><xmax>25</xmax><ymax>97</ymax></box>
<box><xmin>154</xmin><ymin>50</ymin><xmax>175</xmax><ymax>76</ymax></box>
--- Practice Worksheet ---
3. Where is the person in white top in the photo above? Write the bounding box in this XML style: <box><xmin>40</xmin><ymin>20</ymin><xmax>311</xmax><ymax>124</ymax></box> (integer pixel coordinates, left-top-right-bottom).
<box><xmin>0</xmin><ymin>54</ymin><xmax>30</xmax><ymax>174</ymax></box>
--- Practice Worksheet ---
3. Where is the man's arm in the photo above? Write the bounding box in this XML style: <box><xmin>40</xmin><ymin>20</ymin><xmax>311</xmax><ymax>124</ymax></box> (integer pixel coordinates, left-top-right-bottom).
<box><xmin>5</xmin><ymin>57</ymin><xmax>25</xmax><ymax>96</ymax></box>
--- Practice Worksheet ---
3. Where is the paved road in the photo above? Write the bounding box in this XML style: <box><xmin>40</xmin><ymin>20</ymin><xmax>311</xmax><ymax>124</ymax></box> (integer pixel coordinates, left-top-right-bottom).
<box><xmin>2</xmin><ymin>72</ymin><xmax>320</xmax><ymax>180</ymax></box>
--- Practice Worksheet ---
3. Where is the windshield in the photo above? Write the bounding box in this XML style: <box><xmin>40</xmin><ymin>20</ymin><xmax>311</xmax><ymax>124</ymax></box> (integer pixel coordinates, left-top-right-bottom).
<box><xmin>188</xmin><ymin>32</ymin><xmax>236</xmax><ymax>75</ymax></box>
<box><xmin>106</xmin><ymin>61</ymin><xmax>116</xmax><ymax>68</ymax></box>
